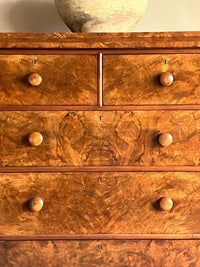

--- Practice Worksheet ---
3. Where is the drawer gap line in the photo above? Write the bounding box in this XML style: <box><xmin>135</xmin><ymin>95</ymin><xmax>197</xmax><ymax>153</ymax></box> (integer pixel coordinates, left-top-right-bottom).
<box><xmin>1</xmin><ymin>234</ymin><xmax>200</xmax><ymax>241</ymax></box>
<box><xmin>0</xmin><ymin>105</ymin><xmax>200</xmax><ymax>111</ymax></box>
<box><xmin>0</xmin><ymin>166</ymin><xmax>200</xmax><ymax>173</ymax></box>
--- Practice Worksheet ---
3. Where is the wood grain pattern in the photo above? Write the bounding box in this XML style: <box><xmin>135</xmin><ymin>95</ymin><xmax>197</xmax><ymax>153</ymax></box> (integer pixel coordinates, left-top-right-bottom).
<box><xmin>0</xmin><ymin>240</ymin><xmax>200</xmax><ymax>267</ymax></box>
<box><xmin>1</xmin><ymin>172</ymin><xmax>200</xmax><ymax>235</ymax></box>
<box><xmin>0</xmin><ymin>55</ymin><xmax>97</xmax><ymax>105</ymax></box>
<box><xmin>2</xmin><ymin>233</ymin><xmax>200</xmax><ymax>241</ymax></box>
<box><xmin>2</xmin><ymin>166</ymin><xmax>200</xmax><ymax>173</ymax></box>
<box><xmin>103</xmin><ymin>54</ymin><xmax>200</xmax><ymax>105</ymax></box>
<box><xmin>0</xmin><ymin>32</ymin><xmax>199</xmax><ymax>265</ymax></box>
<box><xmin>0</xmin><ymin>32</ymin><xmax>200</xmax><ymax>49</ymax></box>
<box><xmin>0</xmin><ymin>110</ymin><xmax>199</xmax><ymax>167</ymax></box>
<box><xmin>1</xmin><ymin>104</ymin><xmax>200</xmax><ymax>111</ymax></box>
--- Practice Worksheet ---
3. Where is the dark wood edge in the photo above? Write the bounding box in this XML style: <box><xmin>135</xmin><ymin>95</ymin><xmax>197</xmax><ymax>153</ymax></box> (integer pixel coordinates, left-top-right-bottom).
<box><xmin>0</xmin><ymin>48</ymin><xmax>200</xmax><ymax>55</ymax></box>
<box><xmin>97</xmin><ymin>53</ymin><xmax>103</xmax><ymax>107</ymax></box>
<box><xmin>1</xmin><ymin>32</ymin><xmax>200</xmax><ymax>49</ymax></box>
<box><xmin>1</xmin><ymin>234</ymin><xmax>200</xmax><ymax>241</ymax></box>
<box><xmin>0</xmin><ymin>105</ymin><xmax>200</xmax><ymax>111</ymax></box>
<box><xmin>0</xmin><ymin>166</ymin><xmax>200</xmax><ymax>173</ymax></box>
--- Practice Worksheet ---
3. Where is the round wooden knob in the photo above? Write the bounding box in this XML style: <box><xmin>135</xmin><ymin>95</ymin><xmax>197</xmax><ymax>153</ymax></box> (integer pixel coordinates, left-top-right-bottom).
<box><xmin>158</xmin><ymin>133</ymin><xmax>173</xmax><ymax>147</ymax></box>
<box><xmin>28</xmin><ymin>132</ymin><xmax>43</xmax><ymax>146</ymax></box>
<box><xmin>159</xmin><ymin>197</ymin><xmax>173</xmax><ymax>211</ymax></box>
<box><xmin>27</xmin><ymin>72</ymin><xmax>42</xmax><ymax>86</ymax></box>
<box><xmin>159</xmin><ymin>72</ymin><xmax>174</xmax><ymax>86</ymax></box>
<box><xmin>29</xmin><ymin>197</ymin><xmax>44</xmax><ymax>212</ymax></box>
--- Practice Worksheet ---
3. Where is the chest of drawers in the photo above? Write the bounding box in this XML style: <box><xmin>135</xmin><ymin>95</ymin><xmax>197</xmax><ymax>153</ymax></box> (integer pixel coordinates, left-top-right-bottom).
<box><xmin>0</xmin><ymin>32</ymin><xmax>200</xmax><ymax>266</ymax></box>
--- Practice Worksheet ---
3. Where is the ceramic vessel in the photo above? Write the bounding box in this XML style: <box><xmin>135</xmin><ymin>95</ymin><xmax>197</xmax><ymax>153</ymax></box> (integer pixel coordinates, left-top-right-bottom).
<box><xmin>54</xmin><ymin>0</ymin><xmax>148</xmax><ymax>32</ymax></box>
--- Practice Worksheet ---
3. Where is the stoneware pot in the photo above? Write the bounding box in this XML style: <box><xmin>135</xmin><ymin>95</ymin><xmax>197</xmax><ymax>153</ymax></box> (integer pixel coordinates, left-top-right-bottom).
<box><xmin>54</xmin><ymin>0</ymin><xmax>148</xmax><ymax>32</ymax></box>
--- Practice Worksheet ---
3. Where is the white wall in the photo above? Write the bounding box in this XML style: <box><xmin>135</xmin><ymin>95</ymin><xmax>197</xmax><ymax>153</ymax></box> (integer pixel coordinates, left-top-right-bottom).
<box><xmin>0</xmin><ymin>0</ymin><xmax>200</xmax><ymax>32</ymax></box>
<box><xmin>135</xmin><ymin>0</ymin><xmax>200</xmax><ymax>32</ymax></box>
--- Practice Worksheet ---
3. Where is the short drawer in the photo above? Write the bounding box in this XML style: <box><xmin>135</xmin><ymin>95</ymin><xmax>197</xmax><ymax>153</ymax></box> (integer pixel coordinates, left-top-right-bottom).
<box><xmin>0</xmin><ymin>110</ymin><xmax>199</xmax><ymax>167</ymax></box>
<box><xmin>0</xmin><ymin>55</ymin><xmax>97</xmax><ymax>105</ymax></box>
<box><xmin>103</xmin><ymin>54</ymin><xmax>200</xmax><ymax>105</ymax></box>
<box><xmin>0</xmin><ymin>172</ymin><xmax>200</xmax><ymax>235</ymax></box>
<box><xmin>0</xmin><ymin>240</ymin><xmax>200</xmax><ymax>267</ymax></box>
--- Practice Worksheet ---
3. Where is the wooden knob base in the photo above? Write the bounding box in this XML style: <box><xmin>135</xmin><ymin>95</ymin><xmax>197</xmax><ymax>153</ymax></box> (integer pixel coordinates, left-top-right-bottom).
<box><xmin>159</xmin><ymin>72</ymin><xmax>174</xmax><ymax>87</ymax></box>
<box><xmin>29</xmin><ymin>197</ymin><xmax>44</xmax><ymax>212</ymax></box>
<box><xmin>159</xmin><ymin>197</ymin><xmax>173</xmax><ymax>211</ymax></box>
<box><xmin>158</xmin><ymin>133</ymin><xmax>173</xmax><ymax>147</ymax></box>
<box><xmin>27</xmin><ymin>72</ymin><xmax>42</xmax><ymax>86</ymax></box>
<box><xmin>28</xmin><ymin>132</ymin><xmax>43</xmax><ymax>146</ymax></box>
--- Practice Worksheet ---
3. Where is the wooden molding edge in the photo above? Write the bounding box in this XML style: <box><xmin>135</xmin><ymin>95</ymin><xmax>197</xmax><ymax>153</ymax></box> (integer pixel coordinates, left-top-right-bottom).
<box><xmin>1</xmin><ymin>234</ymin><xmax>200</xmax><ymax>241</ymax></box>
<box><xmin>0</xmin><ymin>166</ymin><xmax>200</xmax><ymax>173</ymax></box>
<box><xmin>0</xmin><ymin>104</ymin><xmax>200</xmax><ymax>111</ymax></box>
<box><xmin>1</xmin><ymin>32</ymin><xmax>200</xmax><ymax>49</ymax></box>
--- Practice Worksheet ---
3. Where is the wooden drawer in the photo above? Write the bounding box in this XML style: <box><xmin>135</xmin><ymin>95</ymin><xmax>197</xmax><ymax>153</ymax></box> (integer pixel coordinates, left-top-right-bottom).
<box><xmin>1</xmin><ymin>172</ymin><xmax>200</xmax><ymax>235</ymax></box>
<box><xmin>0</xmin><ymin>110</ymin><xmax>199</xmax><ymax>167</ymax></box>
<box><xmin>0</xmin><ymin>55</ymin><xmax>97</xmax><ymax>105</ymax></box>
<box><xmin>103</xmin><ymin>54</ymin><xmax>200</xmax><ymax>105</ymax></box>
<box><xmin>1</xmin><ymin>240</ymin><xmax>200</xmax><ymax>267</ymax></box>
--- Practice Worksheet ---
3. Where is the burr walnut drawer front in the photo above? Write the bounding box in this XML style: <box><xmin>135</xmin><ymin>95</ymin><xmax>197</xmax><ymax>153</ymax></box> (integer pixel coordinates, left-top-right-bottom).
<box><xmin>1</xmin><ymin>172</ymin><xmax>200</xmax><ymax>235</ymax></box>
<box><xmin>103</xmin><ymin>54</ymin><xmax>200</xmax><ymax>105</ymax></box>
<box><xmin>1</xmin><ymin>240</ymin><xmax>200</xmax><ymax>267</ymax></box>
<box><xmin>0</xmin><ymin>55</ymin><xmax>97</xmax><ymax>105</ymax></box>
<box><xmin>0</xmin><ymin>110</ymin><xmax>199</xmax><ymax>167</ymax></box>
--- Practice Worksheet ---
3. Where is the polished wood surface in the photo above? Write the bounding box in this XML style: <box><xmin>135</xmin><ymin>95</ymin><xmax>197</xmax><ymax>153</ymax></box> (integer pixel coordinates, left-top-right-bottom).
<box><xmin>0</xmin><ymin>32</ymin><xmax>199</xmax><ymax>265</ymax></box>
<box><xmin>159</xmin><ymin>72</ymin><xmax>174</xmax><ymax>86</ymax></box>
<box><xmin>0</xmin><ymin>55</ymin><xmax>97</xmax><ymax>105</ymax></box>
<box><xmin>1</xmin><ymin>172</ymin><xmax>200</xmax><ymax>235</ymax></box>
<box><xmin>103</xmin><ymin>54</ymin><xmax>200</xmax><ymax>105</ymax></box>
<box><xmin>27</xmin><ymin>72</ymin><xmax>42</xmax><ymax>86</ymax></box>
<box><xmin>158</xmin><ymin>133</ymin><xmax>173</xmax><ymax>147</ymax></box>
<box><xmin>1</xmin><ymin>104</ymin><xmax>200</xmax><ymax>111</ymax></box>
<box><xmin>2</xmin><ymin>166</ymin><xmax>200</xmax><ymax>173</ymax></box>
<box><xmin>2</xmin><ymin>233</ymin><xmax>200</xmax><ymax>241</ymax></box>
<box><xmin>28</xmin><ymin>132</ymin><xmax>43</xmax><ymax>147</ymax></box>
<box><xmin>159</xmin><ymin>197</ymin><xmax>173</xmax><ymax>211</ymax></box>
<box><xmin>0</xmin><ymin>32</ymin><xmax>200</xmax><ymax>49</ymax></box>
<box><xmin>29</xmin><ymin>197</ymin><xmax>44</xmax><ymax>212</ymax></box>
<box><xmin>0</xmin><ymin>110</ymin><xmax>199</xmax><ymax>167</ymax></box>
<box><xmin>0</xmin><ymin>240</ymin><xmax>200</xmax><ymax>267</ymax></box>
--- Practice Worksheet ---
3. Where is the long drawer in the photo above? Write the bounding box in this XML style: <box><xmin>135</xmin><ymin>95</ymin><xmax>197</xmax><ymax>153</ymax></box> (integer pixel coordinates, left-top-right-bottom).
<box><xmin>103</xmin><ymin>54</ymin><xmax>200</xmax><ymax>105</ymax></box>
<box><xmin>0</xmin><ymin>55</ymin><xmax>97</xmax><ymax>105</ymax></box>
<box><xmin>0</xmin><ymin>240</ymin><xmax>200</xmax><ymax>267</ymax></box>
<box><xmin>1</xmin><ymin>172</ymin><xmax>200</xmax><ymax>235</ymax></box>
<box><xmin>0</xmin><ymin>111</ymin><xmax>199</xmax><ymax>167</ymax></box>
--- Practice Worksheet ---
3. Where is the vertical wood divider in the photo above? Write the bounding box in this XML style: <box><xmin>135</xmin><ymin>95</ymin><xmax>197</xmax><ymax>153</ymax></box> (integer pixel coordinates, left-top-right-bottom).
<box><xmin>97</xmin><ymin>52</ymin><xmax>103</xmax><ymax>107</ymax></box>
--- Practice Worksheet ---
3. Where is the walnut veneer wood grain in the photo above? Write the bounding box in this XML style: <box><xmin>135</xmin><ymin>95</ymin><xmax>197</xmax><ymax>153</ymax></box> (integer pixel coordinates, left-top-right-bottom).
<box><xmin>0</xmin><ymin>240</ymin><xmax>200</xmax><ymax>267</ymax></box>
<box><xmin>0</xmin><ymin>55</ymin><xmax>97</xmax><ymax>105</ymax></box>
<box><xmin>1</xmin><ymin>172</ymin><xmax>200</xmax><ymax>235</ymax></box>
<box><xmin>0</xmin><ymin>32</ymin><xmax>200</xmax><ymax>49</ymax></box>
<box><xmin>0</xmin><ymin>111</ymin><xmax>199</xmax><ymax>167</ymax></box>
<box><xmin>103</xmin><ymin>54</ymin><xmax>200</xmax><ymax>105</ymax></box>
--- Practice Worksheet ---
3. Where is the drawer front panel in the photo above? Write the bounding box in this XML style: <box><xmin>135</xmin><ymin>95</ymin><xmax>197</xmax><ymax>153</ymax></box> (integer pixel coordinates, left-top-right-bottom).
<box><xmin>103</xmin><ymin>54</ymin><xmax>200</xmax><ymax>105</ymax></box>
<box><xmin>0</xmin><ymin>111</ymin><xmax>199</xmax><ymax>167</ymax></box>
<box><xmin>0</xmin><ymin>240</ymin><xmax>200</xmax><ymax>267</ymax></box>
<box><xmin>1</xmin><ymin>172</ymin><xmax>200</xmax><ymax>235</ymax></box>
<box><xmin>0</xmin><ymin>55</ymin><xmax>97</xmax><ymax>105</ymax></box>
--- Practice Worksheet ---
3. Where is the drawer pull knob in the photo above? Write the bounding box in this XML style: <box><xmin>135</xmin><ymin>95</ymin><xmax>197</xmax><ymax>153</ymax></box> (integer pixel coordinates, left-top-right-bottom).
<box><xmin>27</xmin><ymin>72</ymin><xmax>42</xmax><ymax>86</ymax></box>
<box><xmin>29</xmin><ymin>197</ymin><xmax>44</xmax><ymax>212</ymax></box>
<box><xmin>159</xmin><ymin>197</ymin><xmax>173</xmax><ymax>211</ymax></box>
<box><xmin>159</xmin><ymin>72</ymin><xmax>174</xmax><ymax>86</ymax></box>
<box><xmin>28</xmin><ymin>132</ymin><xmax>43</xmax><ymax>146</ymax></box>
<box><xmin>158</xmin><ymin>133</ymin><xmax>173</xmax><ymax>147</ymax></box>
